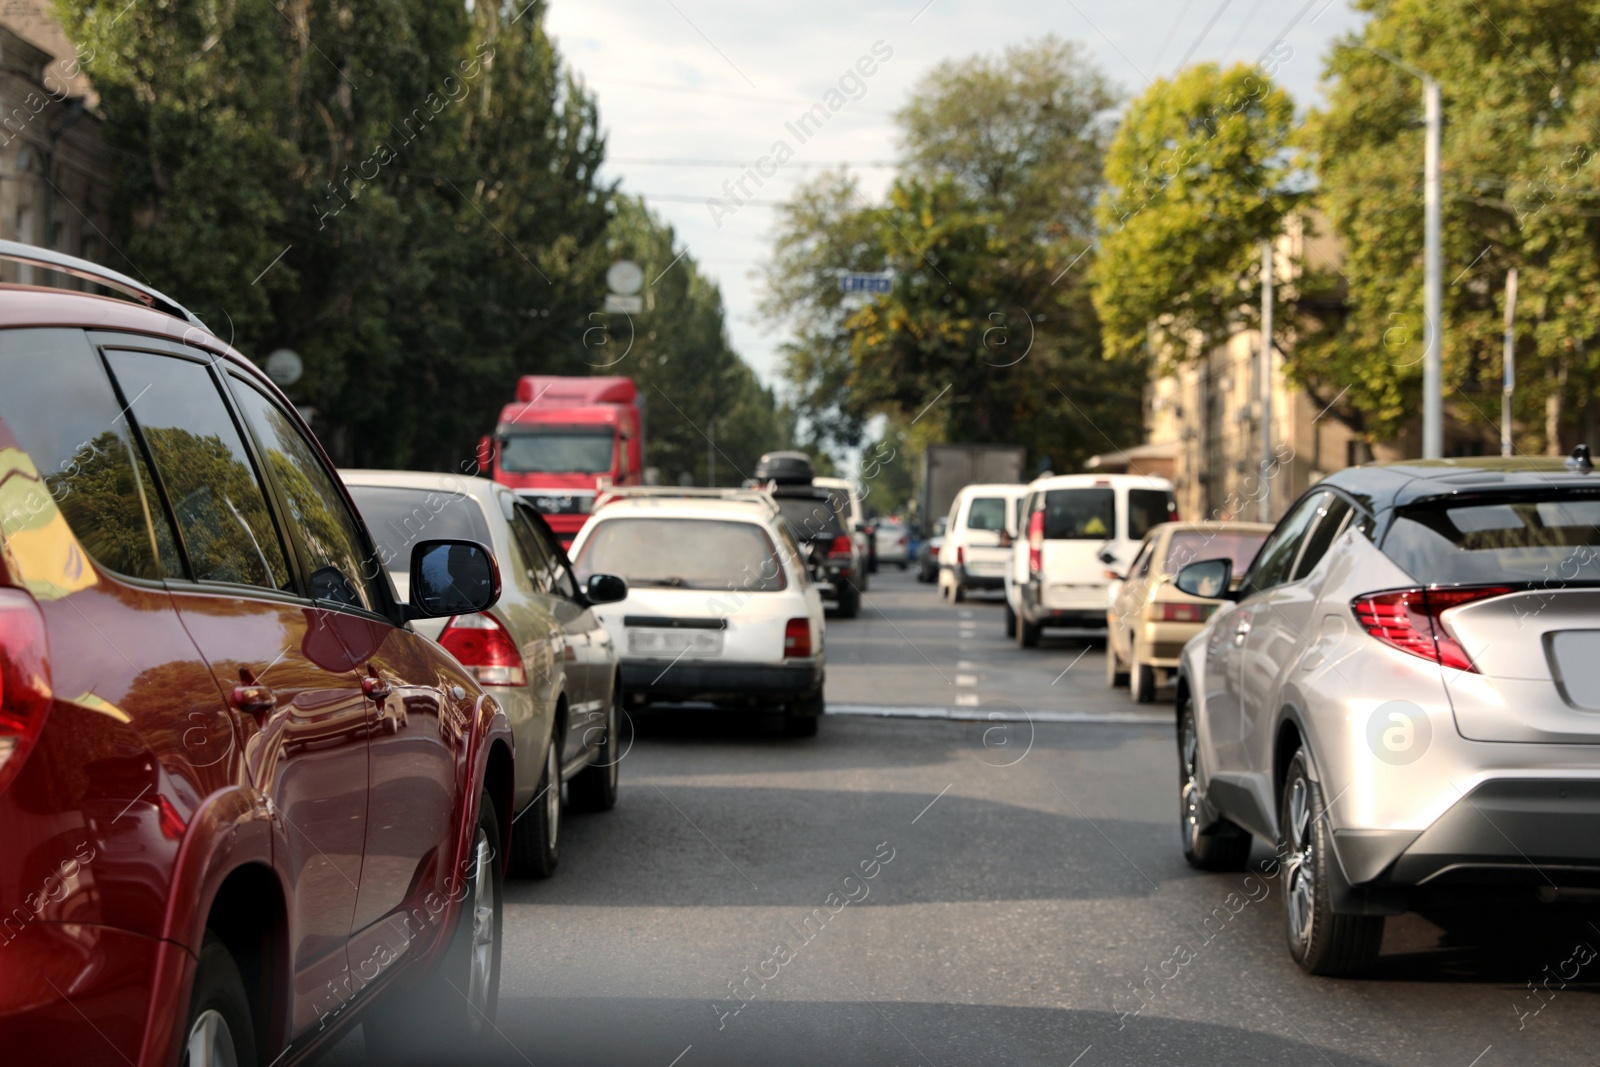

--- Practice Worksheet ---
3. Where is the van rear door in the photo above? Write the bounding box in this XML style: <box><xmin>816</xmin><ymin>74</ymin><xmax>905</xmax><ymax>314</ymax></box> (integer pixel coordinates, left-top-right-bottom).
<box><xmin>1038</xmin><ymin>487</ymin><xmax>1116</xmax><ymax>612</ymax></box>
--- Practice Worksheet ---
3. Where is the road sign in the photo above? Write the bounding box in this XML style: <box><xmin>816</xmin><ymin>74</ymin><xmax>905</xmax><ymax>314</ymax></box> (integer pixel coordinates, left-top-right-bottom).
<box><xmin>605</xmin><ymin>293</ymin><xmax>643</xmax><ymax>313</ymax></box>
<box><xmin>265</xmin><ymin>348</ymin><xmax>303</xmax><ymax>386</ymax></box>
<box><xmin>837</xmin><ymin>271</ymin><xmax>893</xmax><ymax>295</ymax></box>
<box><xmin>607</xmin><ymin>260</ymin><xmax>644</xmax><ymax>296</ymax></box>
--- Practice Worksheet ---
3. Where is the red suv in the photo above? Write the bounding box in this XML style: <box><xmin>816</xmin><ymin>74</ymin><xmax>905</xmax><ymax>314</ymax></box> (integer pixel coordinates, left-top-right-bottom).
<box><xmin>0</xmin><ymin>243</ymin><xmax>513</xmax><ymax>1066</ymax></box>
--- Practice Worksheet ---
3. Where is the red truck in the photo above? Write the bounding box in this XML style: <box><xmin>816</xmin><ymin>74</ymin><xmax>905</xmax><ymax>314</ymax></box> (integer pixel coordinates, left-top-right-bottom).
<box><xmin>480</xmin><ymin>375</ymin><xmax>645</xmax><ymax>545</ymax></box>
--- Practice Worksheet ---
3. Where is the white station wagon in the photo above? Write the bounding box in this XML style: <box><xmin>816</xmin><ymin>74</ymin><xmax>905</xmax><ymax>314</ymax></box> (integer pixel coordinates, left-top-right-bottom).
<box><xmin>569</xmin><ymin>488</ymin><xmax>827</xmax><ymax>736</ymax></box>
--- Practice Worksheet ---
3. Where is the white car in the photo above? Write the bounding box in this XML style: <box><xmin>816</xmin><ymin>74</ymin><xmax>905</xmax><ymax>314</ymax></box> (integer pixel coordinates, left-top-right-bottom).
<box><xmin>569</xmin><ymin>488</ymin><xmax>828</xmax><ymax>736</ymax></box>
<box><xmin>937</xmin><ymin>483</ymin><xmax>1027</xmax><ymax>602</ymax></box>
<box><xmin>815</xmin><ymin>475</ymin><xmax>870</xmax><ymax>588</ymax></box>
<box><xmin>874</xmin><ymin>518</ymin><xmax>911</xmax><ymax>567</ymax></box>
<box><xmin>343</xmin><ymin>470</ymin><xmax>629</xmax><ymax>878</ymax></box>
<box><xmin>1005</xmin><ymin>473</ymin><xmax>1177</xmax><ymax>646</ymax></box>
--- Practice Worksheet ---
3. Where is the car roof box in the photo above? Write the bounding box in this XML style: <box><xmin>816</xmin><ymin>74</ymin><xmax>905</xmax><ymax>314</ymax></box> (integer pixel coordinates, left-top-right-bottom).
<box><xmin>754</xmin><ymin>450</ymin><xmax>815</xmax><ymax>486</ymax></box>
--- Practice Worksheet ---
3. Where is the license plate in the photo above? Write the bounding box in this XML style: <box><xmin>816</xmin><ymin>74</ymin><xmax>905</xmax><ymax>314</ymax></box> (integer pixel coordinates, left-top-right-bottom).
<box><xmin>629</xmin><ymin>628</ymin><xmax>723</xmax><ymax>656</ymax></box>
<box><xmin>1548</xmin><ymin>630</ymin><xmax>1600</xmax><ymax>709</ymax></box>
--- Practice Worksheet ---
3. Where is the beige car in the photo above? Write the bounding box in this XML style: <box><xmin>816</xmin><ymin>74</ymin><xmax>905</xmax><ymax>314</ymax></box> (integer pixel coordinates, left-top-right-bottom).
<box><xmin>1106</xmin><ymin>521</ymin><xmax>1271</xmax><ymax>703</ymax></box>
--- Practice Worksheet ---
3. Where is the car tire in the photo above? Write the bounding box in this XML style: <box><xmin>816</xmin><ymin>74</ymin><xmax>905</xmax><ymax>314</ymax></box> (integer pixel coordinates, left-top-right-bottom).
<box><xmin>1280</xmin><ymin>749</ymin><xmax>1384</xmax><ymax>977</ymax></box>
<box><xmin>365</xmin><ymin>789</ymin><xmax>503</xmax><ymax>1063</ymax></box>
<box><xmin>898</xmin><ymin>562</ymin><xmax>908</xmax><ymax>571</ymax></box>
<box><xmin>568</xmin><ymin>688</ymin><xmax>620</xmax><ymax>814</ymax></box>
<box><xmin>1105</xmin><ymin>644</ymin><xmax>1129</xmax><ymax>688</ymax></box>
<box><xmin>952</xmin><ymin>583</ymin><xmax>966</xmax><ymax>603</ymax></box>
<box><xmin>509</xmin><ymin>741</ymin><xmax>560</xmax><ymax>878</ymax></box>
<box><xmin>784</xmin><ymin>689</ymin><xmax>823</xmax><ymax>737</ymax></box>
<box><xmin>1177</xmin><ymin>701</ymin><xmax>1251</xmax><ymax>871</ymax></box>
<box><xmin>180</xmin><ymin>935</ymin><xmax>257</xmax><ymax>1067</ymax></box>
<box><xmin>1132</xmin><ymin>653</ymin><xmax>1156</xmax><ymax>704</ymax></box>
<box><xmin>1017</xmin><ymin>615</ymin><xmax>1041</xmax><ymax>648</ymax></box>
<box><xmin>1004</xmin><ymin>602</ymin><xmax>1017</xmax><ymax>638</ymax></box>
<box><xmin>836</xmin><ymin>582</ymin><xmax>862</xmax><ymax>618</ymax></box>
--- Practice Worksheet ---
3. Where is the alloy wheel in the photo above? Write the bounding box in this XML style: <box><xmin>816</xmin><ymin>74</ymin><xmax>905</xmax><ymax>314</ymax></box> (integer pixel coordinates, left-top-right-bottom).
<box><xmin>185</xmin><ymin>1009</ymin><xmax>240</xmax><ymax>1067</ymax></box>
<box><xmin>1283</xmin><ymin>775</ymin><xmax>1316</xmax><ymax>952</ymax></box>
<box><xmin>465</xmin><ymin>827</ymin><xmax>496</xmax><ymax>1032</ymax></box>
<box><xmin>545</xmin><ymin>743</ymin><xmax>561</xmax><ymax>851</ymax></box>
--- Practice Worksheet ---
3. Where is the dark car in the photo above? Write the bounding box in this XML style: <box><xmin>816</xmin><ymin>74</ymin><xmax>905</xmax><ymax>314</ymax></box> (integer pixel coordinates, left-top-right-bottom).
<box><xmin>772</xmin><ymin>487</ymin><xmax>864</xmax><ymax>618</ymax></box>
<box><xmin>0</xmin><ymin>242</ymin><xmax>512</xmax><ymax>1066</ymax></box>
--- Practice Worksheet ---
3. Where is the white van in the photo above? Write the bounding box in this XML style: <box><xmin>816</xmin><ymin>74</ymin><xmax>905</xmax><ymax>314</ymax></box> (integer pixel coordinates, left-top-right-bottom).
<box><xmin>937</xmin><ymin>483</ymin><xmax>1027</xmax><ymax>602</ymax></box>
<box><xmin>1004</xmin><ymin>474</ymin><xmax>1177</xmax><ymax>646</ymax></box>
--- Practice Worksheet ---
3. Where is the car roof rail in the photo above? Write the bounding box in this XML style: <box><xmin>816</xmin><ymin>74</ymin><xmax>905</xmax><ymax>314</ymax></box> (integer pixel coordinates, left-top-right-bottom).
<box><xmin>592</xmin><ymin>484</ymin><xmax>781</xmax><ymax>515</ymax></box>
<box><xmin>0</xmin><ymin>240</ymin><xmax>207</xmax><ymax>329</ymax></box>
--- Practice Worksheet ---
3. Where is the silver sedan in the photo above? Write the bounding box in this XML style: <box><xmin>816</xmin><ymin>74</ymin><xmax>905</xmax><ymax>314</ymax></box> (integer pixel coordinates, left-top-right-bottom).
<box><xmin>1174</xmin><ymin>454</ymin><xmax>1600</xmax><ymax>976</ymax></box>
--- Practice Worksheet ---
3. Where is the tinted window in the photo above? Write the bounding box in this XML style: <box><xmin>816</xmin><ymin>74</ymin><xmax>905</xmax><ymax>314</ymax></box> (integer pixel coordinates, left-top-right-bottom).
<box><xmin>500</xmin><ymin>431</ymin><xmax>614</xmax><ymax>475</ymax></box>
<box><xmin>1128</xmin><ymin>488</ymin><xmax>1177</xmax><ymax>540</ymax></box>
<box><xmin>109</xmin><ymin>350</ymin><xmax>292</xmax><ymax>591</ymax></box>
<box><xmin>506</xmin><ymin>502</ymin><xmax>555</xmax><ymax>594</ymax></box>
<box><xmin>0</xmin><ymin>329</ymin><xmax>172</xmax><ymax>581</ymax></box>
<box><xmin>231</xmin><ymin>381</ymin><xmax>382</xmax><ymax>611</ymax></box>
<box><xmin>775</xmin><ymin>494</ymin><xmax>844</xmax><ymax>541</ymax></box>
<box><xmin>349</xmin><ymin>485</ymin><xmax>492</xmax><ymax>575</ymax></box>
<box><xmin>1042</xmin><ymin>488</ymin><xmax>1114</xmax><ymax>540</ymax></box>
<box><xmin>1382</xmin><ymin>492</ymin><xmax>1600</xmax><ymax>584</ymax></box>
<box><xmin>1241</xmin><ymin>491</ymin><xmax>1328</xmax><ymax>596</ymax></box>
<box><xmin>966</xmin><ymin>497</ymin><xmax>1008</xmax><ymax>532</ymax></box>
<box><xmin>1291</xmin><ymin>496</ymin><xmax>1354</xmax><ymax>580</ymax></box>
<box><xmin>1132</xmin><ymin>540</ymin><xmax>1155</xmax><ymax>578</ymax></box>
<box><xmin>514</xmin><ymin>504</ymin><xmax>579</xmax><ymax>599</ymax></box>
<box><xmin>574</xmin><ymin>518</ymin><xmax>786</xmax><ymax>592</ymax></box>
<box><xmin>1164</xmin><ymin>529</ymin><xmax>1271</xmax><ymax>575</ymax></box>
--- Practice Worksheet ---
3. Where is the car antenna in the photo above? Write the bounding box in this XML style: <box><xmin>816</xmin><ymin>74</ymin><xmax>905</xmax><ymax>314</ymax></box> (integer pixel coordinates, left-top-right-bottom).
<box><xmin>1567</xmin><ymin>444</ymin><xmax>1594</xmax><ymax>473</ymax></box>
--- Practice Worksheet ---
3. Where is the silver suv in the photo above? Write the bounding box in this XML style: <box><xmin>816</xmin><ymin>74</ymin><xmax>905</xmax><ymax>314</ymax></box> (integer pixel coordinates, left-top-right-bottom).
<box><xmin>1174</xmin><ymin>453</ymin><xmax>1600</xmax><ymax>976</ymax></box>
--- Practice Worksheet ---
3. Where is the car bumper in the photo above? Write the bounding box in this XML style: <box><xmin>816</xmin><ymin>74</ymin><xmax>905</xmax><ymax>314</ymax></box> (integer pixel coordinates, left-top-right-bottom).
<box><xmin>1335</xmin><ymin>778</ymin><xmax>1600</xmax><ymax>891</ymax></box>
<box><xmin>620</xmin><ymin>657</ymin><xmax>824</xmax><ymax>703</ymax></box>
<box><xmin>955</xmin><ymin>566</ymin><xmax>1005</xmax><ymax>590</ymax></box>
<box><xmin>1138</xmin><ymin>620</ymin><xmax>1205</xmax><ymax>666</ymax></box>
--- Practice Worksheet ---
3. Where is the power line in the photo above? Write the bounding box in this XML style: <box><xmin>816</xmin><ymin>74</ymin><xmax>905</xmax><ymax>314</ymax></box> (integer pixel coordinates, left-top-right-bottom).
<box><xmin>1175</xmin><ymin>0</ymin><xmax>1236</xmax><ymax>72</ymax></box>
<box><xmin>608</xmin><ymin>158</ymin><xmax>897</xmax><ymax>168</ymax></box>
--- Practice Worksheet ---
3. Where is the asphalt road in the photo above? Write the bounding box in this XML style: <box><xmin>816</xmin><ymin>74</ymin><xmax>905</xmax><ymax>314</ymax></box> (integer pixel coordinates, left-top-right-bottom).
<box><xmin>327</xmin><ymin>567</ymin><xmax>1600</xmax><ymax>1067</ymax></box>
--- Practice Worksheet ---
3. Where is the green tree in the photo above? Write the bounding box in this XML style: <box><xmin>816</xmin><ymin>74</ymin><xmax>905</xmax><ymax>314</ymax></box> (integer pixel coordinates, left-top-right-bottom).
<box><xmin>1091</xmin><ymin>62</ymin><xmax>1298</xmax><ymax>367</ymax></box>
<box><xmin>1306</xmin><ymin>0</ymin><xmax>1600</xmax><ymax>446</ymax></box>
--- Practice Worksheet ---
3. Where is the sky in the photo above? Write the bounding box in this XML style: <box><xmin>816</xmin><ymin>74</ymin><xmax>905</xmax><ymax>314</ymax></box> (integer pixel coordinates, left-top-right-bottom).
<box><xmin>544</xmin><ymin>0</ymin><xmax>1368</xmax><ymax>388</ymax></box>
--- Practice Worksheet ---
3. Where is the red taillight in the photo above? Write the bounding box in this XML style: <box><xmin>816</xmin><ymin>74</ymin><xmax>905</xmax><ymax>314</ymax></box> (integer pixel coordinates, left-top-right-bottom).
<box><xmin>156</xmin><ymin>794</ymin><xmax>187</xmax><ymax>840</ymax></box>
<box><xmin>784</xmin><ymin>618</ymin><xmax>812</xmax><ymax>658</ymax></box>
<box><xmin>1352</xmin><ymin>585</ymin><xmax>1511</xmax><ymax>672</ymax></box>
<box><xmin>898</xmin><ymin>536</ymin><xmax>907</xmax><ymax>546</ymax></box>
<box><xmin>956</xmin><ymin>545</ymin><xmax>965</xmax><ymax>566</ymax></box>
<box><xmin>1157</xmin><ymin>601</ymin><xmax>1211</xmax><ymax>623</ymax></box>
<box><xmin>439</xmin><ymin>613</ymin><xmax>527</xmax><ymax>686</ymax></box>
<box><xmin>1027</xmin><ymin>511</ymin><xmax>1044</xmax><ymax>574</ymax></box>
<box><xmin>0</xmin><ymin>589</ymin><xmax>52</xmax><ymax>795</ymax></box>
<box><xmin>829</xmin><ymin>535</ymin><xmax>853</xmax><ymax>559</ymax></box>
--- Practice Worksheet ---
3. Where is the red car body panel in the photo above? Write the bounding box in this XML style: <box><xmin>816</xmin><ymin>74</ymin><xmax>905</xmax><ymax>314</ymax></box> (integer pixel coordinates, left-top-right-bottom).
<box><xmin>0</xmin><ymin>284</ymin><xmax>513</xmax><ymax>1066</ymax></box>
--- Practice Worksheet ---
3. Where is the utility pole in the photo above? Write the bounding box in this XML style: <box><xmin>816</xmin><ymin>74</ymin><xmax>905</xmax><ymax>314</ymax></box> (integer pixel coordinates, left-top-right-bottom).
<box><xmin>1501</xmin><ymin>268</ymin><xmax>1518</xmax><ymax>457</ymax></box>
<box><xmin>1423</xmin><ymin>77</ymin><xmax>1443</xmax><ymax>459</ymax></box>
<box><xmin>1259</xmin><ymin>240</ymin><xmax>1274</xmax><ymax>523</ymax></box>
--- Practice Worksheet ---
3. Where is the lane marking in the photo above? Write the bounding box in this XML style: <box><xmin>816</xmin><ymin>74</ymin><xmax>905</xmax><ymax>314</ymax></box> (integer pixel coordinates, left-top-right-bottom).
<box><xmin>954</xmin><ymin>693</ymin><xmax>980</xmax><ymax>707</ymax></box>
<box><xmin>955</xmin><ymin>674</ymin><xmax>977</xmax><ymax>686</ymax></box>
<box><xmin>828</xmin><ymin>703</ymin><xmax>1169</xmax><ymax>724</ymax></box>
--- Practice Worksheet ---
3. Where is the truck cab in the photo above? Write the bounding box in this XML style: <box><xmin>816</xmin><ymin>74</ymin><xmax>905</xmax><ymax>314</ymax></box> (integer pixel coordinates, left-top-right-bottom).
<box><xmin>485</xmin><ymin>375</ymin><xmax>644</xmax><ymax>546</ymax></box>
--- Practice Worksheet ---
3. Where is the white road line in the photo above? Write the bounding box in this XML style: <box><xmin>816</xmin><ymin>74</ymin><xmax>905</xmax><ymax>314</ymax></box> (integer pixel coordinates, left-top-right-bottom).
<box><xmin>828</xmin><ymin>703</ymin><xmax>1170</xmax><ymax>724</ymax></box>
<box><xmin>955</xmin><ymin>674</ymin><xmax>977</xmax><ymax>686</ymax></box>
<box><xmin>954</xmin><ymin>693</ymin><xmax>980</xmax><ymax>707</ymax></box>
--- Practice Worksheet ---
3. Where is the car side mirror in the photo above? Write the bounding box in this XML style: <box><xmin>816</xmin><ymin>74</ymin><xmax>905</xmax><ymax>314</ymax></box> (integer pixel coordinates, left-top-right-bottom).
<box><xmin>408</xmin><ymin>540</ymin><xmax>500</xmax><ymax>619</ymax></box>
<box><xmin>1174</xmin><ymin>559</ymin><xmax>1234</xmax><ymax>601</ymax></box>
<box><xmin>585</xmin><ymin>573</ymin><xmax>629</xmax><ymax>605</ymax></box>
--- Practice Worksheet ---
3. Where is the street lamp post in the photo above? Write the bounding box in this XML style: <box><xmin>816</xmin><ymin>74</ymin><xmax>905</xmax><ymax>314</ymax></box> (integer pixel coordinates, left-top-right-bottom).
<box><xmin>1354</xmin><ymin>46</ymin><xmax>1444</xmax><ymax>458</ymax></box>
<box><xmin>1422</xmin><ymin>78</ymin><xmax>1443</xmax><ymax>459</ymax></box>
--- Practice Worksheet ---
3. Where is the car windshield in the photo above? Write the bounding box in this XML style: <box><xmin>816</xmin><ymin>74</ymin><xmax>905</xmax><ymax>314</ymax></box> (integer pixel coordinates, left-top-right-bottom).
<box><xmin>1382</xmin><ymin>493</ymin><xmax>1600</xmax><ymax>585</ymax></box>
<box><xmin>1164</xmin><ymin>529</ymin><xmax>1269</xmax><ymax>575</ymax></box>
<box><xmin>500</xmin><ymin>431</ymin><xmax>615</xmax><ymax>475</ymax></box>
<box><xmin>1042</xmin><ymin>488</ymin><xmax>1115</xmax><ymax>540</ymax></box>
<box><xmin>774</xmin><ymin>495</ymin><xmax>845</xmax><ymax>542</ymax></box>
<box><xmin>574</xmin><ymin>517</ymin><xmax>786</xmax><ymax>592</ymax></box>
<box><xmin>966</xmin><ymin>497</ymin><xmax>1008</xmax><ymax>531</ymax></box>
<box><xmin>348</xmin><ymin>485</ymin><xmax>492</xmax><ymax>567</ymax></box>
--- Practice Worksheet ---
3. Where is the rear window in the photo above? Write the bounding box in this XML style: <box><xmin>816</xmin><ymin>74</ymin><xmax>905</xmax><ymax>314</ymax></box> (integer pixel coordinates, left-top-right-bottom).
<box><xmin>1042</xmin><ymin>488</ymin><xmax>1114</xmax><ymax>540</ymax></box>
<box><xmin>349</xmin><ymin>485</ymin><xmax>492</xmax><ymax>570</ymax></box>
<box><xmin>775</xmin><ymin>495</ymin><xmax>844</xmax><ymax>542</ymax></box>
<box><xmin>1165</xmin><ymin>530</ymin><xmax>1269</xmax><ymax>575</ymax></box>
<box><xmin>965</xmin><ymin>497</ymin><xmax>1008</xmax><ymax>532</ymax></box>
<box><xmin>1382</xmin><ymin>493</ymin><xmax>1600</xmax><ymax>584</ymax></box>
<box><xmin>574</xmin><ymin>517</ymin><xmax>787</xmax><ymax>592</ymax></box>
<box><xmin>1128</xmin><ymin>488</ymin><xmax>1178</xmax><ymax>540</ymax></box>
